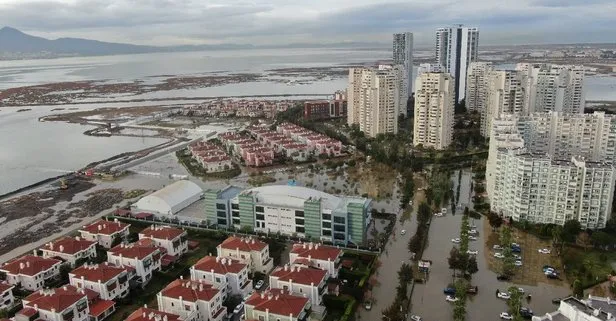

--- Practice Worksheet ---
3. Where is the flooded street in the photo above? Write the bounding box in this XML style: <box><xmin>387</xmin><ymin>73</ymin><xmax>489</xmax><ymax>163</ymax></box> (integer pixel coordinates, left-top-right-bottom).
<box><xmin>410</xmin><ymin>170</ymin><xmax>570</xmax><ymax>321</ymax></box>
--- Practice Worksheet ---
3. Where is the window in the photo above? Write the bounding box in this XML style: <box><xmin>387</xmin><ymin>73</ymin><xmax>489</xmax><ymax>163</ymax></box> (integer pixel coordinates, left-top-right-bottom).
<box><xmin>334</xmin><ymin>225</ymin><xmax>345</xmax><ymax>232</ymax></box>
<box><xmin>322</xmin><ymin>214</ymin><xmax>331</xmax><ymax>220</ymax></box>
<box><xmin>322</xmin><ymin>230</ymin><xmax>332</xmax><ymax>236</ymax></box>
<box><xmin>256</xmin><ymin>214</ymin><xmax>265</xmax><ymax>221</ymax></box>
<box><xmin>232</xmin><ymin>211</ymin><xmax>239</xmax><ymax>217</ymax></box>
<box><xmin>334</xmin><ymin>217</ymin><xmax>345</xmax><ymax>224</ymax></box>
<box><xmin>295</xmin><ymin>218</ymin><xmax>304</xmax><ymax>225</ymax></box>
<box><xmin>255</xmin><ymin>206</ymin><xmax>264</xmax><ymax>213</ymax></box>
<box><xmin>216</xmin><ymin>203</ymin><xmax>226</xmax><ymax>210</ymax></box>
<box><xmin>334</xmin><ymin>233</ymin><xmax>346</xmax><ymax>240</ymax></box>
<box><xmin>232</xmin><ymin>218</ymin><xmax>240</xmax><ymax>225</ymax></box>
<box><xmin>217</xmin><ymin>211</ymin><xmax>227</xmax><ymax>218</ymax></box>
<box><xmin>322</xmin><ymin>222</ymin><xmax>331</xmax><ymax>228</ymax></box>
<box><xmin>295</xmin><ymin>210</ymin><xmax>304</xmax><ymax>217</ymax></box>
<box><xmin>231</xmin><ymin>203</ymin><xmax>239</xmax><ymax>210</ymax></box>
<box><xmin>217</xmin><ymin>218</ymin><xmax>227</xmax><ymax>225</ymax></box>
<box><xmin>299</xmin><ymin>288</ymin><xmax>303</xmax><ymax>293</ymax></box>
<box><xmin>296</xmin><ymin>226</ymin><xmax>305</xmax><ymax>233</ymax></box>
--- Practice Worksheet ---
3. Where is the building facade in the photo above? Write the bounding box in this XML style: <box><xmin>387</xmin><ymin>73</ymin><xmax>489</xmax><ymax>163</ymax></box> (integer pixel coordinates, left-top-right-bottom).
<box><xmin>269</xmin><ymin>265</ymin><xmax>327</xmax><ymax>306</ymax></box>
<box><xmin>0</xmin><ymin>255</ymin><xmax>62</xmax><ymax>291</ymax></box>
<box><xmin>244</xmin><ymin>289</ymin><xmax>311</xmax><ymax>321</ymax></box>
<box><xmin>303</xmin><ymin>92</ymin><xmax>347</xmax><ymax>120</ymax></box>
<box><xmin>40</xmin><ymin>236</ymin><xmax>97</xmax><ymax>267</ymax></box>
<box><xmin>435</xmin><ymin>25</ymin><xmax>480</xmax><ymax>103</ymax></box>
<box><xmin>393</xmin><ymin>32</ymin><xmax>414</xmax><ymax>111</ymax></box>
<box><xmin>216</xmin><ymin>236</ymin><xmax>274</xmax><ymax>274</ymax></box>
<box><xmin>190</xmin><ymin>256</ymin><xmax>252</xmax><ymax>299</ymax></box>
<box><xmin>465</xmin><ymin>62</ymin><xmax>492</xmax><ymax>113</ymax></box>
<box><xmin>0</xmin><ymin>282</ymin><xmax>15</xmax><ymax>310</ymax></box>
<box><xmin>156</xmin><ymin>279</ymin><xmax>226</xmax><ymax>321</ymax></box>
<box><xmin>289</xmin><ymin>243</ymin><xmax>342</xmax><ymax>279</ymax></box>
<box><xmin>139</xmin><ymin>226</ymin><xmax>188</xmax><ymax>257</ymax></box>
<box><xmin>347</xmin><ymin>66</ymin><xmax>403</xmax><ymax>137</ymax></box>
<box><xmin>69</xmin><ymin>263</ymin><xmax>132</xmax><ymax>300</ymax></box>
<box><xmin>20</xmin><ymin>286</ymin><xmax>89</xmax><ymax>321</ymax></box>
<box><xmin>533</xmin><ymin>296</ymin><xmax>616</xmax><ymax>321</ymax></box>
<box><xmin>107</xmin><ymin>241</ymin><xmax>163</xmax><ymax>287</ymax></box>
<box><xmin>482</xmin><ymin>69</ymin><xmax>528</xmax><ymax>137</ymax></box>
<box><xmin>79</xmin><ymin>219</ymin><xmax>130</xmax><ymax>249</ymax></box>
<box><xmin>413</xmin><ymin>72</ymin><xmax>455</xmax><ymax>150</ymax></box>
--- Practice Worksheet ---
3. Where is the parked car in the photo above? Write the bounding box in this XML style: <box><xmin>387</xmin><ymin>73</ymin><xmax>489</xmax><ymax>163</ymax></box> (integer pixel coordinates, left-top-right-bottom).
<box><xmin>401</xmin><ymin>230</ymin><xmax>406</xmax><ymax>235</ymax></box>
<box><xmin>468</xmin><ymin>229</ymin><xmax>478</xmax><ymax>234</ymax></box>
<box><xmin>494</xmin><ymin>253</ymin><xmax>505</xmax><ymax>259</ymax></box>
<box><xmin>543</xmin><ymin>265</ymin><xmax>555</xmax><ymax>271</ymax></box>
<box><xmin>513</xmin><ymin>254</ymin><xmax>522</xmax><ymax>260</ymax></box>
<box><xmin>467</xmin><ymin>250</ymin><xmax>478</xmax><ymax>255</ymax></box>
<box><xmin>442</xmin><ymin>208</ymin><xmax>447</xmax><ymax>214</ymax></box>
<box><xmin>443</xmin><ymin>287</ymin><xmax>456</xmax><ymax>295</ymax></box>
<box><xmin>445</xmin><ymin>295</ymin><xmax>459</xmax><ymax>302</ymax></box>
<box><xmin>364</xmin><ymin>300</ymin><xmax>372</xmax><ymax>310</ymax></box>
<box><xmin>538</xmin><ymin>248</ymin><xmax>551</xmax><ymax>254</ymax></box>
<box><xmin>233</xmin><ymin>303</ymin><xmax>244</xmax><ymax>315</ymax></box>
<box><xmin>511</xmin><ymin>246</ymin><xmax>522</xmax><ymax>253</ymax></box>
<box><xmin>434</xmin><ymin>212</ymin><xmax>444</xmax><ymax>217</ymax></box>
<box><xmin>497</xmin><ymin>292</ymin><xmax>511</xmax><ymax>300</ymax></box>
<box><xmin>467</xmin><ymin>286</ymin><xmax>479</xmax><ymax>294</ymax></box>
<box><xmin>497</xmin><ymin>274</ymin><xmax>511</xmax><ymax>281</ymax></box>
<box><xmin>451</xmin><ymin>238</ymin><xmax>461</xmax><ymax>244</ymax></box>
<box><xmin>410</xmin><ymin>315</ymin><xmax>422</xmax><ymax>321</ymax></box>
<box><xmin>511</xmin><ymin>243</ymin><xmax>520</xmax><ymax>247</ymax></box>
<box><xmin>255</xmin><ymin>280</ymin><xmax>265</xmax><ymax>290</ymax></box>
<box><xmin>515</xmin><ymin>260</ymin><xmax>523</xmax><ymax>267</ymax></box>
<box><xmin>500</xmin><ymin>312</ymin><xmax>513</xmax><ymax>320</ymax></box>
<box><xmin>469</xmin><ymin>236</ymin><xmax>478</xmax><ymax>241</ymax></box>
<box><xmin>493</xmin><ymin>245</ymin><xmax>503</xmax><ymax>250</ymax></box>
<box><xmin>547</xmin><ymin>273</ymin><xmax>560</xmax><ymax>280</ymax></box>
<box><xmin>520</xmin><ymin>307</ymin><xmax>534</xmax><ymax>318</ymax></box>
<box><xmin>517</xmin><ymin>287</ymin><xmax>525</xmax><ymax>294</ymax></box>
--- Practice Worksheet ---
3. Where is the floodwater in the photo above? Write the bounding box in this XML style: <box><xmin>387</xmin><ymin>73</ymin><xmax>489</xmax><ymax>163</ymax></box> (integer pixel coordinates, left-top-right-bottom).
<box><xmin>410</xmin><ymin>170</ymin><xmax>570</xmax><ymax>321</ymax></box>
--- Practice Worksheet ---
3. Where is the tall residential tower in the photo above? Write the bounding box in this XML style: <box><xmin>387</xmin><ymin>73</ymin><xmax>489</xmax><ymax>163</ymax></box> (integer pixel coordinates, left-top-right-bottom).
<box><xmin>393</xmin><ymin>32</ymin><xmax>414</xmax><ymax>115</ymax></box>
<box><xmin>435</xmin><ymin>25</ymin><xmax>479</xmax><ymax>103</ymax></box>
<box><xmin>413</xmin><ymin>72</ymin><xmax>455</xmax><ymax>150</ymax></box>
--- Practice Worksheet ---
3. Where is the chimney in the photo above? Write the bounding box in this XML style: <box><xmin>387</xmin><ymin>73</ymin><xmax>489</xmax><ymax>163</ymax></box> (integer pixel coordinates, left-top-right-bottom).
<box><xmin>309</xmin><ymin>243</ymin><xmax>313</xmax><ymax>250</ymax></box>
<box><xmin>98</xmin><ymin>225</ymin><xmax>102</xmax><ymax>231</ymax></box>
<box><xmin>49</xmin><ymin>242</ymin><xmax>54</xmax><ymax>250</ymax></box>
<box><xmin>26</xmin><ymin>261</ymin><xmax>30</xmax><ymax>268</ymax></box>
<box><xmin>19</xmin><ymin>263</ymin><xmax>25</xmax><ymax>270</ymax></box>
<box><xmin>33</xmin><ymin>250</ymin><xmax>37</xmax><ymax>256</ymax></box>
<box><xmin>59</xmin><ymin>245</ymin><xmax>65</xmax><ymax>252</ymax></box>
<box><xmin>260</xmin><ymin>292</ymin><xmax>265</xmax><ymax>299</ymax></box>
<box><xmin>75</xmin><ymin>236</ymin><xmax>80</xmax><ymax>241</ymax></box>
<box><xmin>284</xmin><ymin>265</ymin><xmax>288</xmax><ymax>271</ymax></box>
<box><xmin>63</xmin><ymin>285</ymin><xmax>67</xmax><ymax>290</ymax></box>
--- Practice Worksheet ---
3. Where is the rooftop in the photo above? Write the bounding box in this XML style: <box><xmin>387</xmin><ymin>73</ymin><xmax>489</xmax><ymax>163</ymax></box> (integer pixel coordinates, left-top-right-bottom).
<box><xmin>0</xmin><ymin>255</ymin><xmax>62</xmax><ymax>276</ymax></box>
<box><xmin>219</xmin><ymin>236</ymin><xmax>268</xmax><ymax>252</ymax></box>
<box><xmin>108</xmin><ymin>241</ymin><xmax>161</xmax><ymax>260</ymax></box>
<box><xmin>89</xmin><ymin>299</ymin><xmax>115</xmax><ymax>317</ymax></box>
<box><xmin>41</xmin><ymin>236</ymin><xmax>96</xmax><ymax>255</ymax></box>
<box><xmin>218</xmin><ymin>185</ymin><xmax>244</xmax><ymax>200</ymax></box>
<box><xmin>0</xmin><ymin>282</ymin><xmax>14</xmax><ymax>294</ymax></box>
<box><xmin>139</xmin><ymin>225</ymin><xmax>186</xmax><ymax>241</ymax></box>
<box><xmin>271</xmin><ymin>265</ymin><xmax>327</xmax><ymax>285</ymax></box>
<box><xmin>290</xmin><ymin>243</ymin><xmax>342</xmax><ymax>262</ymax></box>
<box><xmin>70</xmin><ymin>262</ymin><xmax>129</xmax><ymax>283</ymax></box>
<box><xmin>125</xmin><ymin>307</ymin><xmax>182</xmax><ymax>321</ymax></box>
<box><xmin>192</xmin><ymin>256</ymin><xmax>247</xmax><ymax>274</ymax></box>
<box><xmin>80</xmin><ymin>219</ymin><xmax>129</xmax><ymax>236</ymax></box>
<box><xmin>245</xmin><ymin>288</ymin><xmax>309</xmax><ymax>317</ymax></box>
<box><xmin>241</xmin><ymin>185</ymin><xmax>369</xmax><ymax>211</ymax></box>
<box><xmin>23</xmin><ymin>285</ymin><xmax>87</xmax><ymax>313</ymax></box>
<box><xmin>159</xmin><ymin>279</ymin><xmax>220</xmax><ymax>302</ymax></box>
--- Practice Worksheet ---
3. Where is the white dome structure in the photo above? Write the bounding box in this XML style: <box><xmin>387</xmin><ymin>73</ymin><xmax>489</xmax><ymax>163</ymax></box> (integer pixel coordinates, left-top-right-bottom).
<box><xmin>134</xmin><ymin>180</ymin><xmax>203</xmax><ymax>215</ymax></box>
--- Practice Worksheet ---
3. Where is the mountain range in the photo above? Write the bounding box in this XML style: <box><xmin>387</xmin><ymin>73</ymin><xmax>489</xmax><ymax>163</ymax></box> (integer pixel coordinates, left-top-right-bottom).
<box><xmin>0</xmin><ymin>27</ymin><xmax>387</xmax><ymax>58</ymax></box>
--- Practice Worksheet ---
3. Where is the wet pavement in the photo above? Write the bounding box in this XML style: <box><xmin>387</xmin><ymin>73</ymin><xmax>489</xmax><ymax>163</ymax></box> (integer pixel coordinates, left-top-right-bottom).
<box><xmin>410</xmin><ymin>170</ymin><xmax>570</xmax><ymax>321</ymax></box>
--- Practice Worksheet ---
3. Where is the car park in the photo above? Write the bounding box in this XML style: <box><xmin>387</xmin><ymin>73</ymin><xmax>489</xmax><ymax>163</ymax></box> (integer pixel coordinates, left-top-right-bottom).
<box><xmin>500</xmin><ymin>312</ymin><xmax>513</xmax><ymax>320</ymax></box>
<box><xmin>445</xmin><ymin>295</ymin><xmax>459</xmax><ymax>302</ymax></box>
<box><xmin>497</xmin><ymin>292</ymin><xmax>511</xmax><ymax>299</ymax></box>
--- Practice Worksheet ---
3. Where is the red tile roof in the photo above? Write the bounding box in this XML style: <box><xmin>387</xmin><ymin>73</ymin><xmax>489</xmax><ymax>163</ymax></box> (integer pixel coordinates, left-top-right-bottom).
<box><xmin>245</xmin><ymin>288</ymin><xmax>309</xmax><ymax>317</ymax></box>
<box><xmin>89</xmin><ymin>299</ymin><xmax>115</xmax><ymax>317</ymax></box>
<box><xmin>219</xmin><ymin>236</ymin><xmax>267</xmax><ymax>252</ymax></box>
<box><xmin>0</xmin><ymin>282</ymin><xmax>14</xmax><ymax>294</ymax></box>
<box><xmin>160</xmin><ymin>279</ymin><xmax>220</xmax><ymax>303</ymax></box>
<box><xmin>81</xmin><ymin>219</ymin><xmax>129</xmax><ymax>236</ymax></box>
<box><xmin>139</xmin><ymin>226</ymin><xmax>185</xmax><ymax>241</ymax></box>
<box><xmin>41</xmin><ymin>237</ymin><xmax>96</xmax><ymax>255</ymax></box>
<box><xmin>271</xmin><ymin>265</ymin><xmax>327</xmax><ymax>286</ymax></box>
<box><xmin>108</xmin><ymin>242</ymin><xmax>160</xmax><ymax>260</ymax></box>
<box><xmin>0</xmin><ymin>255</ymin><xmax>61</xmax><ymax>276</ymax></box>
<box><xmin>70</xmin><ymin>262</ymin><xmax>128</xmax><ymax>283</ymax></box>
<box><xmin>16</xmin><ymin>307</ymin><xmax>38</xmax><ymax>317</ymax></box>
<box><xmin>192</xmin><ymin>256</ymin><xmax>247</xmax><ymax>274</ymax></box>
<box><xmin>291</xmin><ymin>243</ymin><xmax>342</xmax><ymax>261</ymax></box>
<box><xmin>125</xmin><ymin>307</ymin><xmax>182</xmax><ymax>321</ymax></box>
<box><xmin>23</xmin><ymin>285</ymin><xmax>87</xmax><ymax>313</ymax></box>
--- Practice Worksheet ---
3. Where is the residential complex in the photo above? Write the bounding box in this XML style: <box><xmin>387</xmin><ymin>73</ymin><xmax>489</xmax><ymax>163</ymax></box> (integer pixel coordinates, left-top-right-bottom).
<box><xmin>269</xmin><ymin>264</ymin><xmax>328</xmax><ymax>306</ymax></box>
<box><xmin>206</xmin><ymin>185</ymin><xmax>372</xmax><ymax>245</ymax></box>
<box><xmin>303</xmin><ymin>91</ymin><xmax>347</xmax><ymax>120</ymax></box>
<box><xmin>18</xmin><ymin>285</ymin><xmax>96</xmax><ymax>321</ymax></box>
<box><xmin>289</xmin><ymin>242</ymin><xmax>342</xmax><ymax>278</ymax></box>
<box><xmin>244</xmin><ymin>289</ymin><xmax>311</xmax><ymax>321</ymax></box>
<box><xmin>487</xmin><ymin>112</ymin><xmax>616</xmax><ymax>229</ymax></box>
<box><xmin>190</xmin><ymin>256</ymin><xmax>252</xmax><ymax>299</ymax></box>
<box><xmin>393</xmin><ymin>32</ymin><xmax>414</xmax><ymax>111</ymax></box>
<box><xmin>413</xmin><ymin>72</ymin><xmax>455</xmax><ymax>150</ymax></box>
<box><xmin>187</xmin><ymin>141</ymin><xmax>233</xmax><ymax>173</ymax></box>
<box><xmin>465</xmin><ymin>62</ymin><xmax>492</xmax><ymax>113</ymax></box>
<box><xmin>107</xmin><ymin>239</ymin><xmax>163</xmax><ymax>287</ymax></box>
<box><xmin>40</xmin><ymin>236</ymin><xmax>97</xmax><ymax>267</ymax></box>
<box><xmin>416</xmin><ymin>63</ymin><xmax>441</xmax><ymax>78</ymax></box>
<box><xmin>69</xmin><ymin>263</ymin><xmax>132</xmax><ymax>300</ymax></box>
<box><xmin>347</xmin><ymin>65</ymin><xmax>404</xmax><ymax>137</ymax></box>
<box><xmin>156</xmin><ymin>278</ymin><xmax>226</xmax><ymax>321</ymax></box>
<box><xmin>79</xmin><ymin>219</ymin><xmax>130</xmax><ymax>249</ymax></box>
<box><xmin>216</xmin><ymin>236</ymin><xmax>274</xmax><ymax>274</ymax></box>
<box><xmin>0</xmin><ymin>255</ymin><xmax>62</xmax><ymax>291</ymax></box>
<box><xmin>435</xmin><ymin>25</ymin><xmax>479</xmax><ymax>103</ymax></box>
<box><xmin>125</xmin><ymin>307</ymin><xmax>185</xmax><ymax>321</ymax></box>
<box><xmin>139</xmin><ymin>225</ymin><xmax>188</xmax><ymax>257</ymax></box>
<box><xmin>185</xmin><ymin>99</ymin><xmax>295</xmax><ymax>119</ymax></box>
<box><xmin>0</xmin><ymin>282</ymin><xmax>15</xmax><ymax>310</ymax></box>
<box><xmin>219</xmin><ymin>132</ymin><xmax>276</xmax><ymax>167</ymax></box>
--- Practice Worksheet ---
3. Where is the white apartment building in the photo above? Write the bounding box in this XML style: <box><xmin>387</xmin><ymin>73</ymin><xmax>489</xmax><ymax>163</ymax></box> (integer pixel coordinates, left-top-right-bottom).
<box><xmin>138</xmin><ymin>225</ymin><xmax>188</xmax><ymax>257</ymax></box>
<box><xmin>244</xmin><ymin>289</ymin><xmax>311</xmax><ymax>321</ymax></box>
<box><xmin>436</xmin><ymin>25</ymin><xmax>480</xmax><ymax>103</ymax></box>
<box><xmin>126</xmin><ymin>307</ymin><xmax>186</xmax><ymax>321</ymax></box>
<box><xmin>69</xmin><ymin>262</ymin><xmax>132</xmax><ymax>300</ymax></box>
<box><xmin>347</xmin><ymin>66</ymin><xmax>403</xmax><ymax>137</ymax></box>
<box><xmin>533</xmin><ymin>296</ymin><xmax>616</xmax><ymax>321</ymax></box>
<box><xmin>413</xmin><ymin>72</ymin><xmax>454</xmax><ymax>150</ymax></box>
<box><xmin>417</xmin><ymin>63</ymin><xmax>441</xmax><ymax>78</ymax></box>
<box><xmin>156</xmin><ymin>278</ymin><xmax>226</xmax><ymax>321</ymax></box>
<box><xmin>79</xmin><ymin>219</ymin><xmax>130</xmax><ymax>249</ymax></box>
<box><xmin>393</xmin><ymin>32</ymin><xmax>414</xmax><ymax>110</ymax></box>
<box><xmin>107</xmin><ymin>240</ymin><xmax>163</xmax><ymax>287</ymax></box>
<box><xmin>487</xmin><ymin>112</ymin><xmax>616</xmax><ymax>229</ymax></box>
<box><xmin>269</xmin><ymin>265</ymin><xmax>327</xmax><ymax>306</ymax></box>
<box><xmin>0</xmin><ymin>255</ymin><xmax>62</xmax><ymax>291</ymax></box>
<box><xmin>19</xmin><ymin>285</ymin><xmax>89</xmax><ymax>321</ymax></box>
<box><xmin>481</xmin><ymin>69</ymin><xmax>528</xmax><ymax>137</ymax></box>
<box><xmin>289</xmin><ymin>243</ymin><xmax>342</xmax><ymax>279</ymax></box>
<box><xmin>40</xmin><ymin>236</ymin><xmax>97</xmax><ymax>267</ymax></box>
<box><xmin>0</xmin><ymin>282</ymin><xmax>15</xmax><ymax>310</ymax></box>
<box><xmin>216</xmin><ymin>236</ymin><xmax>274</xmax><ymax>274</ymax></box>
<box><xmin>516</xmin><ymin>63</ymin><xmax>585</xmax><ymax>114</ymax></box>
<box><xmin>465</xmin><ymin>62</ymin><xmax>492</xmax><ymax>113</ymax></box>
<box><xmin>190</xmin><ymin>256</ymin><xmax>252</xmax><ymax>299</ymax></box>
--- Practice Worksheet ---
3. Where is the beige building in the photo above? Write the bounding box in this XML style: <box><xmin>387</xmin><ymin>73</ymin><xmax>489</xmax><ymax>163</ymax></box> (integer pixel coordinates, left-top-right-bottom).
<box><xmin>413</xmin><ymin>72</ymin><xmax>454</xmax><ymax>150</ymax></box>
<box><xmin>244</xmin><ymin>289</ymin><xmax>311</xmax><ymax>321</ymax></box>
<box><xmin>216</xmin><ymin>236</ymin><xmax>274</xmax><ymax>274</ymax></box>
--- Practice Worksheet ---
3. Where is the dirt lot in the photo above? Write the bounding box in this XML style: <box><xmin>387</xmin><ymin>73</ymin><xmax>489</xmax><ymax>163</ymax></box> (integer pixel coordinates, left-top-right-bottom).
<box><xmin>483</xmin><ymin>222</ymin><xmax>567</xmax><ymax>287</ymax></box>
<box><xmin>347</xmin><ymin>161</ymin><xmax>397</xmax><ymax>199</ymax></box>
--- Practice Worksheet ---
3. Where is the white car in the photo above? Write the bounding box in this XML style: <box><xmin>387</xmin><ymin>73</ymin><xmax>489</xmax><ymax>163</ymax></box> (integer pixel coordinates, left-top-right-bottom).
<box><xmin>233</xmin><ymin>303</ymin><xmax>245</xmax><ymax>315</ymax></box>
<box><xmin>517</xmin><ymin>287</ymin><xmax>525</xmax><ymax>294</ymax></box>
<box><xmin>500</xmin><ymin>312</ymin><xmax>513</xmax><ymax>320</ymax></box>
<box><xmin>493</xmin><ymin>245</ymin><xmax>503</xmax><ymax>250</ymax></box>
<box><xmin>538</xmin><ymin>248</ymin><xmax>551</xmax><ymax>254</ymax></box>
<box><xmin>434</xmin><ymin>212</ymin><xmax>443</xmax><ymax>217</ymax></box>
<box><xmin>442</xmin><ymin>208</ymin><xmax>447</xmax><ymax>214</ymax></box>
<box><xmin>445</xmin><ymin>295</ymin><xmax>459</xmax><ymax>302</ymax></box>
<box><xmin>515</xmin><ymin>260</ymin><xmax>523</xmax><ymax>266</ymax></box>
<box><xmin>494</xmin><ymin>253</ymin><xmax>505</xmax><ymax>259</ymax></box>
<box><xmin>410</xmin><ymin>315</ymin><xmax>422</xmax><ymax>321</ymax></box>
<box><xmin>401</xmin><ymin>230</ymin><xmax>406</xmax><ymax>235</ymax></box>
<box><xmin>467</xmin><ymin>250</ymin><xmax>478</xmax><ymax>255</ymax></box>
<box><xmin>468</xmin><ymin>229</ymin><xmax>478</xmax><ymax>234</ymax></box>
<box><xmin>452</xmin><ymin>238</ymin><xmax>461</xmax><ymax>244</ymax></box>
<box><xmin>511</xmin><ymin>242</ymin><xmax>520</xmax><ymax>247</ymax></box>
<box><xmin>469</xmin><ymin>236</ymin><xmax>478</xmax><ymax>241</ymax></box>
<box><xmin>497</xmin><ymin>292</ymin><xmax>511</xmax><ymax>300</ymax></box>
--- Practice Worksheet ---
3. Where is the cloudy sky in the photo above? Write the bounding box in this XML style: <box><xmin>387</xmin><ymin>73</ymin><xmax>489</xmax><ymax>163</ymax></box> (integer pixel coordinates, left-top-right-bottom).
<box><xmin>0</xmin><ymin>0</ymin><xmax>614</xmax><ymax>46</ymax></box>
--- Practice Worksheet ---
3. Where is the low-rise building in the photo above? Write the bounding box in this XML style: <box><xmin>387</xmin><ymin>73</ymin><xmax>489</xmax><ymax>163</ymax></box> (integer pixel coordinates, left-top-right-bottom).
<box><xmin>244</xmin><ymin>289</ymin><xmax>311</xmax><ymax>321</ymax></box>
<box><xmin>107</xmin><ymin>240</ymin><xmax>163</xmax><ymax>287</ymax></box>
<box><xmin>269</xmin><ymin>265</ymin><xmax>327</xmax><ymax>306</ymax></box>
<box><xmin>40</xmin><ymin>236</ymin><xmax>97</xmax><ymax>267</ymax></box>
<box><xmin>157</xmin><ymin>278</ymin><xmax>226</xmax><ymax>321</ymax></box>
<box><xmin>125</xmin><ymin>307</ymin><xmax>186</xmax><ymax>321</ymax></box>
<box><xmin>289</xmin><ymin>243</ymin><xmax>342</xmax><ymax>278</ymax></box>
<box><xmin>216</xmin><ymin>236</ymin><xmax>274</xmax><ymax>274</ymax></box>
<box><xmin>139</xmin><ymin>225</ymin><xmax>188</xmax><ymax>257</ymax></box>
<box><xmin>69</xmin><ymin>262</ymin><xmax>133</xmax><ymax>300</ymax></box>
<box><xmin>190</xmin><ymin>256</ymin><xmax>252</xmax><ymax>299</ymax></box>
<box><xmin>0</xmin><ymin>255</ymin><xmax>62</xmax><ymax>291</ymax></box>
<box><xmin>19</xmin><ymin>285</ymin><xmax>90</xmax><ymax>321</ymax></box>
<box><xmin>533</xmin><ymin>295</ymin><xmax>616</xmax><ymax>321</ymax></box>
<box><xmin>0</xmin><ymin>282</ymin><xmax>15</xmax><ymax>310</ymax></box>
<box><xmin>79</xmin><ymin>219</ymin><xmax>130</xmax><ymax>249</ymax></box>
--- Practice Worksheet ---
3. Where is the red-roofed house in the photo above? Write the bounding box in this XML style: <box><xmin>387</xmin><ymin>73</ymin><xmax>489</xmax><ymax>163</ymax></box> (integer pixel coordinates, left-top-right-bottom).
<box><xmin>190</xmin><ymin>256</ymin><xmax>252</xmax><ymax>299</ymax></box>
<box><xmin>107</xmin><ymin>242</ymin><xmax>162</xmax><ymax>287</ymax></box>
<box><xmin>269</xmin><ymin>265</ymin><xmax>327</xmax><ymax>306</ymax></box>
<box><xmin>125</xmin><ymin>306</ymin><xmax>185</xmax><ymax>321</ymax></box>
<box><xmin>139</xmin><ymin>225</ymin><xmax>188</xmax><ymax>257</ymax></box>
<box><xmin>156</xmin><ymin>278</ymin><xmax>226</xmax><ymax>321</ymax></box>
<box><xmin>20</xmin><ymin>285</ymin><xmax>89</xmax><ymax>321</ymax></box>
<box><xmin>40</xmin><ymin>236</ymin><xmax>97</xmax><ymax>267</ymax></box>
<box><xmin>244</xmin><ymin>289</ymin><xmax>310</xmax><ymax>321</ymax></box>
<box><xmin>0</xmin><ymin>255</ymin><xmax>62</xmax><ymax>291</ymax></box>
<box><xmin>0</xmin><ymin>282</ymin><xmax>15</xmax><ymax>309</ymax></box>
<box><xmin>79</xmin><ymin>219</ymin><xmax>130</xmax><ymax>248</ymax></box>
<box><xmin>69</xmin><ymin>262</ymin><xmax>133</xmax><ymax>300</ymax></box>
<box><xmin>289</xmin><ymin>243</ymin><xmax>342</xmax><ymax>278</ymax></box>
<box><xmin>216</xmin><ymin>236</ymin><xmax>273</xmax><ymax>274</ymax></box>
<box><xmin>88</xmin><ymin>298</ymin><xmax>116</xmax><ymax>321</ymax></box>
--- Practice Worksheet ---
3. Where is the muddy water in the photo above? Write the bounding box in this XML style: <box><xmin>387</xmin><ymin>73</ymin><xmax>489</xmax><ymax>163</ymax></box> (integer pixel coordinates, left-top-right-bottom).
<box><xmin>410</xmin><ymin>170</ymin><xmax>570</xmax><ymax>321</ymax></box>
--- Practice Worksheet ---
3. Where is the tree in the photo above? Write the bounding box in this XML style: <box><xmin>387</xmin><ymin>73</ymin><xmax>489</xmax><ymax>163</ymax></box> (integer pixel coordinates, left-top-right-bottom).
<box><xmin>448</xmin><ymin>247</ymin><xmax>463</xmax><ymax>274</ymax></box>
<box><xmin>506</xmin><ymin>287</ymin><xmax>524</xmax><ymax>321</ymax></box>
<box><xmin>591</xmin><ymin>231</ymin><xmax>613</xmax><ymax>249</ymax></box>
<box><xmin>573</xmin><ymin>279</ymin><xmax>584</xmax><ymax>298</ymax></box>
<box><xmin>562</xmin><ymin>220</ymin><xmax>582</xmax><ymax>243</ymax></box>
<box><xmin>466</xmin><ymin>257</ymin><xmax>479</xmax><ymax>275</ymax></box>
<box><xmin>487</xmin><ymin>212</ymin><xmax>503</xmax><ymax>230</ymax></box>
<box><xmin>577</xmin><ymin>232</ymin><xmax>592</xmax><ymax>252</ymax></box>
<box><xmin>552</xmin><ymin>226</ymin><xmax>564</xmax><ymax>255</ymax></box>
